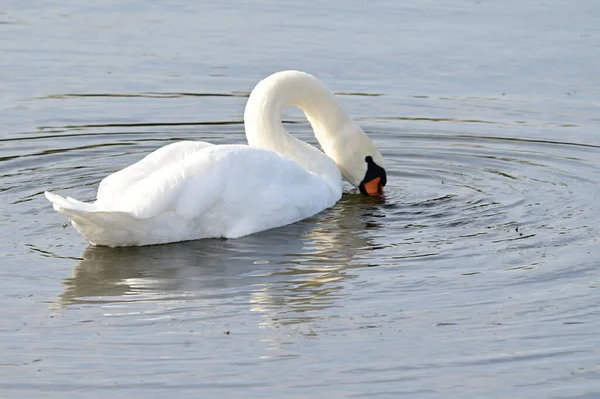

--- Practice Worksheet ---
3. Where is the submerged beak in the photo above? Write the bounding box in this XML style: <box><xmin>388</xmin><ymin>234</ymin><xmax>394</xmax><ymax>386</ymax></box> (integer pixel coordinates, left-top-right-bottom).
<box><xmin>361</xmin><ymin>177</ymin><xmax>385</xmax><ymax>198</ymax></box>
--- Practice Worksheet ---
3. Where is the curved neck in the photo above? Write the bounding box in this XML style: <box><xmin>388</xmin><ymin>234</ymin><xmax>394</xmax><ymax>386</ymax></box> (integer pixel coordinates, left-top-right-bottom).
<box><xmin>244</xmin><ymin>71</ymin><xmax>351</xmax><ymax>194</ymax></box>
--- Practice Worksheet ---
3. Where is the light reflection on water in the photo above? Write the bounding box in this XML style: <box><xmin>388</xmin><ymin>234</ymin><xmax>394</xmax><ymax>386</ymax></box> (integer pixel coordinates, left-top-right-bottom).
<box><xmin>57</xmin><ymin>196</ymin><xmax>374</xmax><ymax>319</ymax></box>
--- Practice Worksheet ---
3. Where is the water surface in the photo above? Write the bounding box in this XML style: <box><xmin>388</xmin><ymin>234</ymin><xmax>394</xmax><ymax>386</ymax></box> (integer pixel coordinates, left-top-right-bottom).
<box><xmin>1</xmin><ymin>0</ymin><xmax>599</xmax><ymax>398</ymax></box>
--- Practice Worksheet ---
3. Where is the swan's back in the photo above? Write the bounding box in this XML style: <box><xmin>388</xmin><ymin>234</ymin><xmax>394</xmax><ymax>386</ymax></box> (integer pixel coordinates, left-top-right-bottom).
<box><xmin>46</xmin><ymin>143</ymin><xmax>340</xmax><ymax>246</ymax></box>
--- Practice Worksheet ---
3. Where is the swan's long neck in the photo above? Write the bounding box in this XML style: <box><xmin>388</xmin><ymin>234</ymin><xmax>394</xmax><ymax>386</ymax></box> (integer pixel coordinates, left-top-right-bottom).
<box><xmin>243</xmin><ymin>71</ymin><xmax>352</xmax><ymax>194</ymax></box>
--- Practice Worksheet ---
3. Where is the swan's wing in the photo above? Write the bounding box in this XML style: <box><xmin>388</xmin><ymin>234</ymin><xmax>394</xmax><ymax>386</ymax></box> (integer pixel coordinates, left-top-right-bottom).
<box><xmin>96</xmin><ymin>144</ymin><xmax>332</xmax><ymax>223</ymax></box>
<box><xmin>97</xmin><ymin>141</ymin><xmax>214</xmax><ymax>206</ymax></box>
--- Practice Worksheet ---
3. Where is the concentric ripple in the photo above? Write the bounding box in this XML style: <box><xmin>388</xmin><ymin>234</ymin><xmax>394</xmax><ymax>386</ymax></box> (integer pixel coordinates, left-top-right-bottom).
<box><xmin>369</xmin><ymin>131</ymin><xmax>600</xmax><ymax>273</ymax></box>
<box><xmin>2</xmin><ymin>110</ymin><xmax>600</xmax><ymax>399</ymax></box>
<box><xmin>3</xmin><ymin>120</ymin><xmax>598</xmax><ymax>276</ymax></box>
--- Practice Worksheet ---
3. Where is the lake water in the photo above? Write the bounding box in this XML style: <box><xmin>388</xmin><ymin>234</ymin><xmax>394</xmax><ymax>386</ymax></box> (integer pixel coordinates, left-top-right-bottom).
<box><xmin>1</xmin><ymin>0</ymin><xmax>599</xmax><ymax>397</ymax></box>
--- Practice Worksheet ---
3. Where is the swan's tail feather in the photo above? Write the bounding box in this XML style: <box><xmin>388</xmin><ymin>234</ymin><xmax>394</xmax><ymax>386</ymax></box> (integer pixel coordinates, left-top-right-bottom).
<box><xmin>44</xmin><ymin>191</ymin><xmax>145</xmax><ymax>247</ymax></box>
<box><xmin>44</xmin><ymin>191</ymin><xmax>98</xmax><ymax>213</ymax></box>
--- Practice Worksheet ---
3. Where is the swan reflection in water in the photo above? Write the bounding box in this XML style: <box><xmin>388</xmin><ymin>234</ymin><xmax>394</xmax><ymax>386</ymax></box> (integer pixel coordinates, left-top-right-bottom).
<box><xmin>57</xmin><ymin>195</ymin><xmax>385</xmax><ymax>328</ymax></box>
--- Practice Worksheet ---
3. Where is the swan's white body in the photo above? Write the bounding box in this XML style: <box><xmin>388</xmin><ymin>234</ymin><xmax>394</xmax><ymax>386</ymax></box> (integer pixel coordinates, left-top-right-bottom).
<box><xmin>45</xmin><ymin>71</ymin><xmax>384</xmax><ymax>247</ymax></box>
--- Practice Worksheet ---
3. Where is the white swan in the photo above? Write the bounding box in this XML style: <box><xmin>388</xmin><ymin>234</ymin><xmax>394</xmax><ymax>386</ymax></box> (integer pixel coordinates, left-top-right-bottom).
<box><xmin>45</xmin><ymin>70</ymin><xmax>387</xmax><ymax>247</ymax></box>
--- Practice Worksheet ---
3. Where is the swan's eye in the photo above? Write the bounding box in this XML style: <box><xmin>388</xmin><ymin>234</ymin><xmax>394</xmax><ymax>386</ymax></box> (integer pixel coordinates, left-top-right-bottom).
<box><xmin>359</xmin><ymin>156</ymin><xmax>386</xmax><ymax>197</ymax></box>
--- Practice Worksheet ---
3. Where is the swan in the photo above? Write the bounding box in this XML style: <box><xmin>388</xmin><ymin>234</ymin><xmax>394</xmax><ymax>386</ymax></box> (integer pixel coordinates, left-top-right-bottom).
<box><xmin>44</xmin><ymin>70</ymin><xmax>387</xmax><ymax>247</ymax></box>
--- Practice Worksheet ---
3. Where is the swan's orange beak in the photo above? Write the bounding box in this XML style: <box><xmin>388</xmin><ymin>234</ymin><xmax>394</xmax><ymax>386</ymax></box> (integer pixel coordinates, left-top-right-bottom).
<box><xmin>363</xmin><ymin>177</ymin><xmax>384</xmax><ymax>198</ymax></box>
<box><xmin>359</xmin><ymin>156</ymin><xmax>387</xmax><ymax>198</ymax></box>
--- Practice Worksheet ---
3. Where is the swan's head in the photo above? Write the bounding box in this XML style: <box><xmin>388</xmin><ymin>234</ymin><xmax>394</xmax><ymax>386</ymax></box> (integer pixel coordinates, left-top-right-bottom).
<box><xmin>331</xmin><ymin>125</ymin><xmax>387</xmax><ymax>198</ymax></box>
<box><xmin>358</xmin><ymin>155</ymin><xmax>387</xmax><ymax>198</ymax></box>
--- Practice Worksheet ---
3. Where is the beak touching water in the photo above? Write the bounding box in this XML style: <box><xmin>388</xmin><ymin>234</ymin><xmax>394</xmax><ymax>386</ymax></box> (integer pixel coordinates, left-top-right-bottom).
<box><xmin>361</xmin><ymin>177</ymin><xmax>384</xmax><ymax>198</ymax></box>
<box><xmin>359</xmin><ymin>156</ymin><xmax>386</xmax><ymax>198</ymax></box>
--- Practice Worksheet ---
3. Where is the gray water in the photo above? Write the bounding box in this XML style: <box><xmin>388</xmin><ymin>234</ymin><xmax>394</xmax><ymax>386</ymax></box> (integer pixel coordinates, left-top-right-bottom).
<box><xmin>1</xmin><ymin>0</ymin><xmax>600</xmax><ymax>398</ymax></box>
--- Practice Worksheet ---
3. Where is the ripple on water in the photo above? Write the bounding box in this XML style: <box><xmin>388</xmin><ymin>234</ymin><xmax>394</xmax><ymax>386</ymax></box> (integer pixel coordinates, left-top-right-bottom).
<box><xmin>1</xmin><ymin>112</ymin><xmax>599</xmax><ymax>398</ymax></box>
<box><xmin>2</xmin><ymin>119</ymin><xmax>598</xmax><ymax>263</ymax></box>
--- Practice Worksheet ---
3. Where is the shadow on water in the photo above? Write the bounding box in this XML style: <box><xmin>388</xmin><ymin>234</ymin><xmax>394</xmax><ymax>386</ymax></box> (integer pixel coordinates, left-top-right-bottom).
<box><xmin>56</xmin><ymin>196</ymin><xmax>383</xmax><ymax>323</ymax></box>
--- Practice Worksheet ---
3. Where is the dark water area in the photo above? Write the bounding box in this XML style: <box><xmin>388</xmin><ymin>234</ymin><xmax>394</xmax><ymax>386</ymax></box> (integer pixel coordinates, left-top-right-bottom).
<box><xmin>1</xmin><ymin>0</ymin><xmax>599</xmax><ymax>398</ymax></box>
